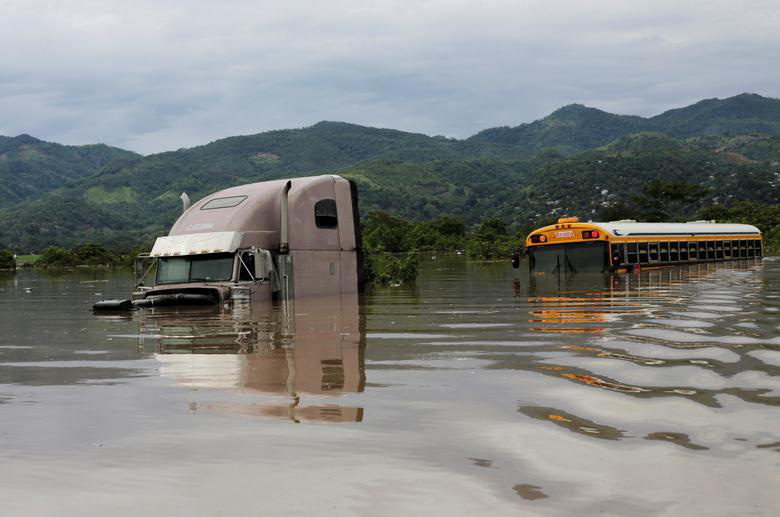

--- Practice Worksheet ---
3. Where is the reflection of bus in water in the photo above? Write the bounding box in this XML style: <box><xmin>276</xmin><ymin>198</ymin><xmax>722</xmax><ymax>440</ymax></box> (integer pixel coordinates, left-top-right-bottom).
<box><xmin>525</xmin><ymin>258</ymin><xmax>763</xmax><ymax>334</ymax></box>
<box><xmin>525</xmin><ymin>217</ymin><xmax>762</xmax><ymax>274</ymax></box>
<box><xmin>136</xmin><ymin>292</ymin><xmax>366</xmax><ymax>423</ymax></box>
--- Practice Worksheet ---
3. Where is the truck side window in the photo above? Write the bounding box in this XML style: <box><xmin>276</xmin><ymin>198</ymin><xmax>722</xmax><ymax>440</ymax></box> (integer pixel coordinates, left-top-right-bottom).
<box><xmin>315</xmin><ymin>199</ymin><xmax>338</xmax><ymax>228</ymax></box>
<box><xmin>239</xmin><ymin>252</ymin><xmax>255</xmax><ymax>281</ymax></box>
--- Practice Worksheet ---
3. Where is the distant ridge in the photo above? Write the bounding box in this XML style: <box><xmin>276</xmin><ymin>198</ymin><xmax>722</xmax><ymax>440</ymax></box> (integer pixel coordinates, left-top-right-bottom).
<box><xmin>0</xmin><ymin>135</ymin><xmax>140</xmax><ymax>210</ymax></box>
<box><xmin>470</xmin><ymin>93</ymin><xmax>780</xmax><ymax>154</ymax></box>
<box><xmin>648</xmin><ymin>93</ymin><xmax>780</xmax><ymax>136</ymax></box>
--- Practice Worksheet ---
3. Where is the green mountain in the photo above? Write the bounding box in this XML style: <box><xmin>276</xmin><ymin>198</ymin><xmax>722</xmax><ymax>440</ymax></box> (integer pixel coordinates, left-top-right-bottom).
<box><xmin>0</xmin><ymin>135</ymin><xmax>139</xmax><ymax>209</ymax></box>
<box><xmin>1</xmin><ymin>94</ymin><xmax>779</xmax><ymax>252</ymax></box>
<box><xmin>469</xmin><ymin>104</ymin><xmax>647</xmax><ymax>154</ymax></box>
<box><xmin>470</xmin><ymin>93</ymin><xmax>780</xmax><ymax>154</ymax></box>
<box><xmin>0</xmin><ymin>122</ymin><xmax>524</xmax><ymax>250</ymax></box>
<box><xmin>507</xmin><ymin>133</ymin><xmax>780</xmax><ymax>223</ymax></box>
<box><xmin>348</xmin><ymin>132</ymin><xmax>779</xmax><ymax>228</ymax></box>
<box><xmin>649</xmin><ymin>93</ymin><xmax>780</xmax><ymax>137</ymax></box>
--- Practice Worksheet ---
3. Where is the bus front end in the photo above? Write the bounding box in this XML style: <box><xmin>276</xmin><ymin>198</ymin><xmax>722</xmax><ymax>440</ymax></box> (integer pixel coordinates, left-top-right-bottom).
<box><xmin>526</xmin><ymin>217</ymin><xmax>611</xmax><ymax>274</ymax></box>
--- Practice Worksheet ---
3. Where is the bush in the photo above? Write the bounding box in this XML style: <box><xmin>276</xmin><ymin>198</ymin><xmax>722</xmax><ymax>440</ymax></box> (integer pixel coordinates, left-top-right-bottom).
<box><xmin>0</xmin><ymin>249</ymin><xmax>15</xmax><ymax>270</ymax></box>
<box><xmin>700</xmin><ymin>201</ymin><xmax>780</xmax><ymax>254</ymax></box>
<box><xmin>36</xmin><ymin>244</ymin><xmax>127</xmax><ymax>268</ymax></box>
<box><xmin>429</xmin><ymin>215</ymin><xmax>466</xmax><ymax>237</ymax></box>
<box><xmin>362</xmin><ymin>212</ymin><xmax>412</xmax><ymax>253</ymax></box>
<box><xmin>364</xmin><ymin>250</ymin><xmax>419</xmax><ymax>286</ymax></box>
<box><xmin>764</xmin><ymin>225</ymin><xmax>780</xmax><ymax>255</ymax></box>
<box><xmin>37</xmin><ymin>246</ymin><xmax>76</xmax><ymax>268</ymax></box>
<box><xmin>465</xmin><ymin>235</ymin><xmax>517</xmax><ymax>260</ymax></box>
<box><xmin>362</xmin><ymin>212</ymin><xmax>521</xmax><ymax>263</ymax></box>
<box><xmin>465</xmin><ymin>217</ymin><xmax>519</xmax><ymax>259</ymax></box>
<box><xmin>72</xmin><ymin>244</ymin><xmax>119</xmax><ymax>266</ymax></box>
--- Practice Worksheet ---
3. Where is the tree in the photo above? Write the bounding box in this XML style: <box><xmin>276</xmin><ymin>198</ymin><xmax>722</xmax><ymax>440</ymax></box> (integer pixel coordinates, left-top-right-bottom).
<box><xmin>38</xmin><ymin>246</ymin><xmax>75</xmax><ymax>268</ymax></box>
<box><xmin>362</xmin><ymin>212</ymin><xmax>412</xmax><ymax>252</ymax></box>
<box><xmin>0</xmin><ymin>249</ymin><xmax>15</xmax><ymax>270</ymax></box>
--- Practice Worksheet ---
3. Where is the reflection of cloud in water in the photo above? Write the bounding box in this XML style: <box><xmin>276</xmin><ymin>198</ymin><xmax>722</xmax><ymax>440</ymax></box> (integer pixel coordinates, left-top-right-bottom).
<box><xmin>625</xmin><ymin>327</ymin><xmax>780</xmax><ymax>345</ymax></box>
<box><xmin>516</xmin><ymin>260</ymin><xmax>780</xmax><ymax>412</ymax></box>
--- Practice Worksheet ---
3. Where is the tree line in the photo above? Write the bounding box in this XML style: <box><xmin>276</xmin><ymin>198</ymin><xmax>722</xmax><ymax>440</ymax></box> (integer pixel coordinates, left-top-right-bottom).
<box><xmin>3</xmin><ymin>205</ymin><xmax>777</xmax><ymax>283</ymax></box>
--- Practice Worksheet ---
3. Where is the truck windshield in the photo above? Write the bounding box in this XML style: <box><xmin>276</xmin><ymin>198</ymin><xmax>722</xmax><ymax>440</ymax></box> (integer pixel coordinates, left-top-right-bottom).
<box><xmin>529</xmin><ymin>242</ymin><xmax>607</xmax><ymax>273</ymax></box>
<box><xmin>156</xmin><ymin>253</ymin><xmax>234</xmax><ymax>284</ymax></box>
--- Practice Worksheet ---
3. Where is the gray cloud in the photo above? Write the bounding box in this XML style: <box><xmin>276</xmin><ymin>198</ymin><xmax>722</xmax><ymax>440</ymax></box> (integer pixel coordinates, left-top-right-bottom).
<box><xmin>1</xmin><ymin>0</ymin><xmax>778</xmax><ymax>154</ymax></box>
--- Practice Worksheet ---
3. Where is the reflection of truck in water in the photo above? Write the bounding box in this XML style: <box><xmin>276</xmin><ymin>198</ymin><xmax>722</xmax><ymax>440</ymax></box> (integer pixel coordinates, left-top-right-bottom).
<box><xmin>129</xmin><ymin>291</ymin><xmax>366</xmax><ymax>423</ymax></box>
<box><xmin>95</xmin><ymin>175</ymin><xmax>362</xmax><ymax>310</ymax></box>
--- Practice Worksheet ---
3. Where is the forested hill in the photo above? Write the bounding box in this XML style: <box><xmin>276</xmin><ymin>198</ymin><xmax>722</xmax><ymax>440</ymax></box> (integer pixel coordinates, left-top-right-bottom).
<box><xmin>0</xmin><ymin>135</ymin><xmax>139</xmax><ymax>209</ymax></box>
<box><xmin>470</xmin><ymin>93</ymin><xmax>780</xmax><ymax>154</ymax></box>
<box><xmin>1</xmin><ymin>93</ymin><xmax>779</xmax><ymax>252</ymax></box>
<box><xmin>350</xmin><ymin>132</ymin><xmax>780</xmax><ymax>223</ymax></box>
<box><xmin>0</xmin><ymin>121</ymin><xmax>526</xmax><ymax>250</ymax></box>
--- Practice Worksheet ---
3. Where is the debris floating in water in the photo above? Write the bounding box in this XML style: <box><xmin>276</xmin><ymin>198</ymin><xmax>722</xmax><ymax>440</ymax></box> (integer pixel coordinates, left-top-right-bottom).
<box><xmin>92</xmin><ymin>293</ymin><xmax>218</xmax><ymax>311</ymax></box>
<box><xmin>92</xmin><ymin>299</ymin><xmax>133</xmax><ymax>311</ymax></box>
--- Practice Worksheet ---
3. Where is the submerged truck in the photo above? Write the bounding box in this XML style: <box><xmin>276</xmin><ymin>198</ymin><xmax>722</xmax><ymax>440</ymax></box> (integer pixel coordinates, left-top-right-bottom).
<box><xmin>95</xmin><ymin>175</ymin><xmax>363</xmax><ymax>310</ymax></box>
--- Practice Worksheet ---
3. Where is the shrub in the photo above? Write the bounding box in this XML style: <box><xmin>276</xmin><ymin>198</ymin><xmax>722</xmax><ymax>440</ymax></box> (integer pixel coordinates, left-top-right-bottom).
<box><xmin>38</xmin><ymin>246</ymin><xmax>76</xmax><ymax>268</ymax></box>
<box><xmin>362</xmin><ymin>212</ymin><xmax>412</xmax><ymax>253</ymax></box>
<box><xmin>465</xmin><ymin>217</ymin><xmax>519</xmax><ymax>259</ymax></box>
<box><xmin>364</xmin><ymin>250</ymin><xmax>419</xmax><ymax>286</ymax></box>
<box><xmin>72</xmin><ymin>244</ymin><xmax>118</xmax><ymax>266</ymax></box>
<box><xmin>0</xmin><ymin>249</ymin><xmax>15</xmax><ymax>270</ymax></box>
<box><xmin>465</xmin><ymin>235</ymin><xmax>517</xmax><ymax>260</ymax></box>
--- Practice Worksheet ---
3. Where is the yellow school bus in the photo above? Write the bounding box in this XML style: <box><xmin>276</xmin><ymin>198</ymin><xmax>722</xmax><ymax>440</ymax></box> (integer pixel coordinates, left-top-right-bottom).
<box><xmin>525</xmin><ymin>217</ymin><xmax>762</xmax><ymax>273</ymax></box>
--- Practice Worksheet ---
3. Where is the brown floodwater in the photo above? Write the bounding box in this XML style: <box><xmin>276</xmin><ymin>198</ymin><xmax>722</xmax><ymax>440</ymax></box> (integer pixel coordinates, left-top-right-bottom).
<box><xmin>1</xmin><ymin>257</ymin><xmax>779</xmax><ymax>515</ymax></box>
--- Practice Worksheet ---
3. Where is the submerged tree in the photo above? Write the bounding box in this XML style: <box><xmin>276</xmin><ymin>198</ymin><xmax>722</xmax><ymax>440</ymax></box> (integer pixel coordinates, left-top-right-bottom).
<box><xmin>0</xmin><ymin>249</ymin><xmax>15</xmax><ymax>270</ymax></box>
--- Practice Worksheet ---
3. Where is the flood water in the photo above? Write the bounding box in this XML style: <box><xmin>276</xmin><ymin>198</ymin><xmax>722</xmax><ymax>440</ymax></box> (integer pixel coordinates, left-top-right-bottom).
<box><xmin>1</xmin><ymin>257</ymin><xmax>779</xmax><ymax>516</ymax></box>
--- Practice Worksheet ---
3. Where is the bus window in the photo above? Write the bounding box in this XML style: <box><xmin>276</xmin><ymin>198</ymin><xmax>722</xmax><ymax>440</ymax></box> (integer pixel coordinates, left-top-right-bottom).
<box><xmin>560</xmin><ymin>242</ymin><xmax>607</xmax><ymax>273</ymax></box>
<box><xmin>649</xmin><ymin>242</ymin><xmax>659</xmax><ymax>262</ymax></box>
<box><xmin>638</xmin><ymin>242</ymin><xmax>649</xmax><ymax>264</ymax></box>
<box><xmin>670</xmin><ymin>242</ymin><xmax>679</xmax><ymax>262</ymax></box>
<box><xmin>529</xmin><ymin>242</ymin><xmax>607</xmax><ymax>273</ymax></box>
<box><xmin>723</xmin><ymin>241</ymin><xmax>731</xmax><ymax>259</ymax></box>
<box><xmin>627</xmin><ymin>242</ymin><xmax>638</xmax><ymax>264</ymax></box>
<box><xmin>689</xmin><ymin>241</ymin><xmax>698</xmax><ymax>260</ymax></box>
<box><xmin>716</xmin><ymin>241</ymin><xmax>724</xmax><ymax>259</ymax></box>
<box><xmin>679</xmin><ymin>241</ymin><xmax>689</xmax><ymax>261</ymax></box>
<box><xmin>530</xmin><ymin>244</ymin><xmax>564</xmax><ymax>273</ymax></box>
<box><xmin>660</xmin><ymin>242</ymin><xmax>669</xmax><ymax>262</ymax></box>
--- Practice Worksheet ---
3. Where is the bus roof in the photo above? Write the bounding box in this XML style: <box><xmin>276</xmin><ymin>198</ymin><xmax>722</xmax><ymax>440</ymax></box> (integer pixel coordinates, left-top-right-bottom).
<box><xmin>590</xmin><ymin>221</ymin><xmax>760</xmax><ymax>237</ymax></box>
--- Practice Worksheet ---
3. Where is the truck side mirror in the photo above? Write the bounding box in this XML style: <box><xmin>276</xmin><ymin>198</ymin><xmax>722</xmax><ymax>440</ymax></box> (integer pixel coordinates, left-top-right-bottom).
<box><xmin>253</xmin><ymin>250</ymin><xmax>270</xmax><ymax>280</ymax></box>
<box><xmin>511</xmin><ymin>250</ymin><xmax>520</xmax><ymax>269</ymax></box>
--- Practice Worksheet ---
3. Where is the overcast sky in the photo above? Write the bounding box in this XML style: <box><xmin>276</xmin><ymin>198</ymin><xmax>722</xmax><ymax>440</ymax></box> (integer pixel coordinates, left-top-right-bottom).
<box><xmin>1</xmin><ymin>0</ymin><xmax>778</xmax><ymax>155</ymax></box>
